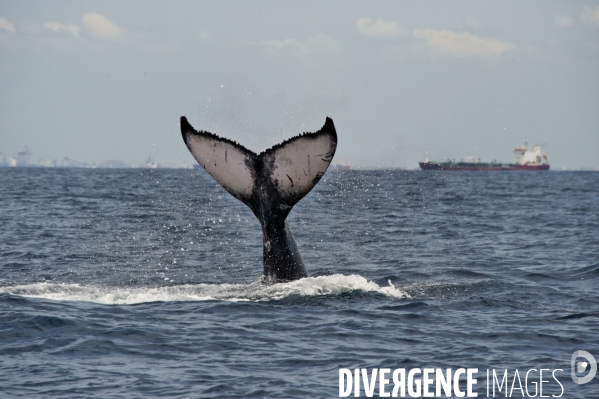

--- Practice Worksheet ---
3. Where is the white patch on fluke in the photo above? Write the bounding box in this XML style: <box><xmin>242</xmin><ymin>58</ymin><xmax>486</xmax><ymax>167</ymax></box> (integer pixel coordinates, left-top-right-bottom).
<box><xmin>186</xmin><ymin>134</ymin><xmax>254</xmax><ymax>199</ymax></box>
<box><xmin>0</xmin><ymin>275</ymin><xmax>408</xmax><ymax>305</ymax></box>
<box><xmin>266</xmin><ymin>133</ymin><xmax>335</xmax><ymax>203</ymax></box>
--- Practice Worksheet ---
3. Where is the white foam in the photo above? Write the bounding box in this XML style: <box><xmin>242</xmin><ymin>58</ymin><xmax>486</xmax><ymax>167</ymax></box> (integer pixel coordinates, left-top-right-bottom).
<box><xmin>0</xmin><ymin>274</ymin><xmax>408</xmax><ymax>305</ymax></box>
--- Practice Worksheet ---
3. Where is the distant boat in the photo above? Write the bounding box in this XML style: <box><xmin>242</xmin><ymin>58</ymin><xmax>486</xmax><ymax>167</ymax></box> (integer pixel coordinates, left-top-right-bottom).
<box><xmin>141</xmin><ymin>157</ymin><xmax>158</xmax><ymax>169</ymax></box>
<box><xmin>419</xmin><ymin>141</ymin><xmax>550</xmax><ymax>171</ymax></box>
<box><xmin>17</xmin><ymin>146</ymin><xmax>33</xmax><ymax>167</ymax></box>
<box><xmin>330</xmin><ymin>158</ymin><xmax>351</xmax><ymax>171</ymax></box>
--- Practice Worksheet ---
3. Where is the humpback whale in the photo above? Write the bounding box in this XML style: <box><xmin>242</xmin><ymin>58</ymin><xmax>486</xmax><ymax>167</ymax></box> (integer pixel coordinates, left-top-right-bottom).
<box><xmin>180</xmin><ymin>116</ymin><xmax>337</xmax><ymax>281</ymax></box>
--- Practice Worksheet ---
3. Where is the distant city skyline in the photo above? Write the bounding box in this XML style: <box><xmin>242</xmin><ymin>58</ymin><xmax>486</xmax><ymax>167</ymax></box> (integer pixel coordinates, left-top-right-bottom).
<box><xmin>0</xmin><ymin>147</ymin><xmax>357</xmax><ymax>170</ymax></box>
<box><xmin>0</xmin><ymin>147</ymin><xmax>193</xmax><ymax>169</ymax></box>
<box><xmin>1</xmin><ymin>1</ymin><xmax>598</xmax><ymax>169</ymax></box>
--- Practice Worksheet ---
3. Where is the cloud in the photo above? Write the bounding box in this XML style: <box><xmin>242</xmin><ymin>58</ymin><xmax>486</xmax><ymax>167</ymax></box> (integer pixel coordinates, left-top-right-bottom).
<box><xmin>260</xmin><ymin>38</ymin><xmax>307</xmax><ymax>55</ymax></box>
<box><xmin>554</xmin><ymin>15</ymin><xmax>574</xmax><ymax>28</ymax></box>
<box><xmin>259</xmin><ymin>33</ymin><xmax>341</xmax><ymax>56</ymax></box>
<box><xmin>82</xmin><ymin>13</ymin><xmax>122</xmax><ymax>41</ymax></box>
<box><xmin>0</xmin><ymin>16</ymin><xmax>16</xmax><ymax>33</ymax></box>
<box><xmin>413</xmin><ymin>29</ymin><xmax>515</xmax><ymax>60</ymax></box>
<box><xmin>580</xmin><ymin>5</ymin><xmax>599</xmax><ymax>27</ymax></box>
<box><xmin>357</xmin><ymin>18</ymin><xmax>404</xmax><ymax>38</ymax></box>
<box><xmin>42</xmin><ymin>21</ymin><xmax>81</xmax><ymax>37</ymax></box>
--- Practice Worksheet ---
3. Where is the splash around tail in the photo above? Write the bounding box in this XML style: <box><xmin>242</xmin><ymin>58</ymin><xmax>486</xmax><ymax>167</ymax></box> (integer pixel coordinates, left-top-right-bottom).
<box><xmin>0</xmin><ymin>275</ymin><xmax>408</xmax><ymax>304</ymax></box>
<box><xmin>180</xmin><ymin>117</ymin><xmax>337</xmax><ymax>281</ymax></box>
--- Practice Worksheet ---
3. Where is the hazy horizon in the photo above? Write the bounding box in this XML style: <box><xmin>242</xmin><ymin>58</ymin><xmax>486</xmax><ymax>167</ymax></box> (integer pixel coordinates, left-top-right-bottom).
<box><xmin>1</xmin><ymin>1</ymin><xmax>598</xmax><ymax>170</ymax></box>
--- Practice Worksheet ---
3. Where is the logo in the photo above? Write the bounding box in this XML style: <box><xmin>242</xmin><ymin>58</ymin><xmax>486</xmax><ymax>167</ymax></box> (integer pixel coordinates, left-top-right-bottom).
<box><xmin>571</xmin><ymin>350</ymin><xmax>597</xmax><ymax>385</ymax></box>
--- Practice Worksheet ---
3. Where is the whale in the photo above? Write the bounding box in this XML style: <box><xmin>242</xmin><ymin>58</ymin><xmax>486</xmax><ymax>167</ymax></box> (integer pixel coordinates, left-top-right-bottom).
<box><xmin>180</xmin><ymin>116</ymin><xmax>337</xmax><ymax>281</ymax></box>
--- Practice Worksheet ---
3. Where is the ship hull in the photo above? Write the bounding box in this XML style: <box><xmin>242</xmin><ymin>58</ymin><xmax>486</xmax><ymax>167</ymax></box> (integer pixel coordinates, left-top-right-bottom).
<box><xmin>419</xmin><ymin>162</ymin><xmax>550</xmax><ymax>171</ymax></box>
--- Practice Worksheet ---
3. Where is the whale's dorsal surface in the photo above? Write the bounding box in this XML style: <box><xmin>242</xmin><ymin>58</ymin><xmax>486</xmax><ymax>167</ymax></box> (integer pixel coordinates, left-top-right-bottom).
<box><xmin>180</xmin><ymin>116</ymin><xmax>337</xmax><ymax>281</ymax></box>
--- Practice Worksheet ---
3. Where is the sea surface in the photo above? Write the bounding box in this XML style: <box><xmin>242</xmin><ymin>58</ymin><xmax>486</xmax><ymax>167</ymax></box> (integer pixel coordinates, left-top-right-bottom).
<box><xmin>1</xmin><ymin>168</ymin><xmax>598</xmax><ymax>398</ymax></box>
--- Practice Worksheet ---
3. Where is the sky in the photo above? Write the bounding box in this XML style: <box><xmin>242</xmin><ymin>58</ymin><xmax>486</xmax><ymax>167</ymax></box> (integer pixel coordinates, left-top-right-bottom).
<box><xmin>1</xmin><ymin>1</ymin><xmax>598</xmax><ymax>169</ymax></box>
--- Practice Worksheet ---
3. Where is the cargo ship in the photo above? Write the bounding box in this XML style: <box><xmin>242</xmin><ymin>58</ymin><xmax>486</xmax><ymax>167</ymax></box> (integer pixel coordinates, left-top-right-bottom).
<box><xmin>419</xmin><ymin>141</ymin><xmax>549</xmax><ymax>171</ymax></box>
<box><xmin>330</xmin><ymin>158</ymin><xmax>351</xmax><ymax>171</ymax></box>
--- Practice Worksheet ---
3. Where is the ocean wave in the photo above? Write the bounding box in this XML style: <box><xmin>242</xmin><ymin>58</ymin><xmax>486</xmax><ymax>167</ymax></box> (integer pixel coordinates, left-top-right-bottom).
<box><xmin>0</xmin><ymin>274</ymin><xmax>408</xmax><ymax>305</ymax></box>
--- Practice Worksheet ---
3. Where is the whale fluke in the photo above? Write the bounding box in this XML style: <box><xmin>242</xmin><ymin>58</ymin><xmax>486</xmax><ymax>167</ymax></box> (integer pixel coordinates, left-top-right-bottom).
<box><xmin>181</xmin><ymin>116</ymin><xmax>337</xmax><ymax>281</ymax></box>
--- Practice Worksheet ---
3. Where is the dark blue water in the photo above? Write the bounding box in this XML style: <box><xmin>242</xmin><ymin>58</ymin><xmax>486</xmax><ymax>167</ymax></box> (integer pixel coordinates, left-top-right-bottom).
<box><xmin>1</xmin><ymin>168</ymin><xmax>598</xmax><ymax>398</ymax></box>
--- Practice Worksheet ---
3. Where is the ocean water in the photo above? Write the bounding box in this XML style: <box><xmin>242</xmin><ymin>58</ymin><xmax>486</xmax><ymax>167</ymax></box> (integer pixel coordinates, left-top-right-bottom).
<box><xmin>0</xmin><ymin>168</ymin><xmax>598</xmax><ymax>398</ymax></box>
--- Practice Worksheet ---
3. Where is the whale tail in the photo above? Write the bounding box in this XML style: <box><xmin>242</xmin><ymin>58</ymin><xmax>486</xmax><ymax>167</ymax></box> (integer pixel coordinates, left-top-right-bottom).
<box><xmin>180</xmin><ymin>116</ymin><xmax>337</xmax><ymax>280</ymax></box>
